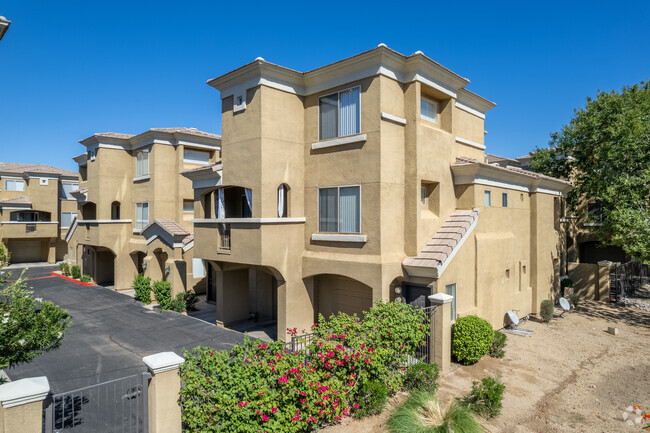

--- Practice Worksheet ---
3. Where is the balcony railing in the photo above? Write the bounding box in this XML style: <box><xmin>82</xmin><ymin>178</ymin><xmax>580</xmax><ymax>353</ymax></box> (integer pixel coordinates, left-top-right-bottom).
<box><xmin>218</xmin><ymin>224</ymin><xmax>231</xmax><ymax>251</ymax></box>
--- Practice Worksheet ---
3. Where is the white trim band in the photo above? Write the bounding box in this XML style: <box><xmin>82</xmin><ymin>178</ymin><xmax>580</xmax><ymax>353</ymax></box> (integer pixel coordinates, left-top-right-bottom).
<box><xmin>455</xmin><ymin>137</ymin><xmax>486</xmax><ymax>150</ymax></box>
<box><xmin>192</xmin><ymin>217</ymin><xmax>306</xmax><ymax>224</ymax></box>
<box><xmin>311</xmin><ymin>233</ymin><xmax>367</xmax><ymax>243</ymax></box>
<box><xmin>311</xmin><ymin>134</ymin><xmax>367</xmax><ymax>150</ymax></box>
<box><xmin>381</xmin><ymin>112</ymin><xmax>406</xmax><ymax>125</ymax></box>
<box><xmin>455</xmin><ymin>101</ymin><xmax>486</xmax><ymax>119</ymax></box>
<box><xmin>0</xmin><ymin>221</ymin><xmax>58</xmax><ymax>225</ymax></box>
<box><xmin>0</xmin><ymin>376</ymin><xmax>50</xmax><ymax>409</ymax></box>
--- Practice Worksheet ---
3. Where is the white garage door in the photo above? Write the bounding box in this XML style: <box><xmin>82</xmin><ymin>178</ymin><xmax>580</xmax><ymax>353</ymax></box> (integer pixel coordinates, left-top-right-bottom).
<box><xmin>8</xmin><ymin>239</ymin><xmax>43</xmax><ymax>263</ymax></box>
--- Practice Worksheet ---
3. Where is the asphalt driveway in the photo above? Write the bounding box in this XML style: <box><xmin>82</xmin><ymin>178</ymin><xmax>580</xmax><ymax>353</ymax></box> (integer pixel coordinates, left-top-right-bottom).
<box><xmin>3</xmin><ymin>266</ymin><xmax>245</xmax><ymax>393</ymax></box>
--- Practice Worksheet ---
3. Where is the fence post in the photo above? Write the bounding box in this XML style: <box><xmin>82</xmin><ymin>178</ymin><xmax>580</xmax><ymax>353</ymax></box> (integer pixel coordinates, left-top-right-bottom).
<box><xmin>0</xmin><ymin>376</ymin><xmax>49</xmax><ymax>433</ymax></box>
<box><xmin>143</xmin><ymin>352</ymin><xmax>185</xmax><ymax>433</ymax></box>
<box><xmin>428</xmin><ymin>294</ymin><xmax>453</xmax><ymax>372</ymax></box>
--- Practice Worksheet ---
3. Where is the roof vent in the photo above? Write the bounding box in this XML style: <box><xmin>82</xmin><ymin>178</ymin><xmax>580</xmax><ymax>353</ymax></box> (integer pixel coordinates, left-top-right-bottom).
<box><xmin>255</xmin><ymin>57</ymin><xmax>265</xmax><ymax>61</ymax></box>
<box><xmin>377</xmin><ymin>43</ymin><xmax>387</xmax><ymax>48</ymax></box>
<box><xmin>413</xmin><ymin>50</ymin><xmax>423</xmax><ymax>55</ymax></box>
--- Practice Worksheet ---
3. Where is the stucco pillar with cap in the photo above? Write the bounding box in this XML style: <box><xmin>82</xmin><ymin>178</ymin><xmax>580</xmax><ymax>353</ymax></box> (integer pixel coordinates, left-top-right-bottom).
<box><xmin>0</xmin><ymin>376</ymin><xmax>49</xmax><ymax>433</ymax></box>
<box><xmin>428</xmin><ymin>293</ymin><xmax>453</xmax><ymax>372</ymax></box>
<box><xmin>143</xmin><ymin>352</ymin><xmax>184</xmax><ymax>433</ymax></box>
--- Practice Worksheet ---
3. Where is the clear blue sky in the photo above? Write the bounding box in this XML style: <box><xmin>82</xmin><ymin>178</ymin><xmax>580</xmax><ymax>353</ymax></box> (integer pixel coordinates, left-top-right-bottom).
<box><xmin>1</xmin><ymin>0</ymin><xmax>648</xmax><ymax>172</ymax></box>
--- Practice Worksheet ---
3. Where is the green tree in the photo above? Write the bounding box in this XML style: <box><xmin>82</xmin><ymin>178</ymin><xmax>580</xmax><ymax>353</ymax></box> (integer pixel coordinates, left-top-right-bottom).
<box><xmin>530</xmin><ymin>81</ymin><xmax>650</xmax><ymax>261</ymax></box>
<box><xmin>0</xmin><ymin>270</ymin><xmax>71</xmax><ymax>376</ymax></box>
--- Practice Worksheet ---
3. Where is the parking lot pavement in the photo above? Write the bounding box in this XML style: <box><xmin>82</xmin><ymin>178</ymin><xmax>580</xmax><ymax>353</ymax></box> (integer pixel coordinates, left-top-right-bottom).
<box><xmin>5</xmin><ymin>266</ymin><xmax>246</xmax><ymax>393</ymax></box>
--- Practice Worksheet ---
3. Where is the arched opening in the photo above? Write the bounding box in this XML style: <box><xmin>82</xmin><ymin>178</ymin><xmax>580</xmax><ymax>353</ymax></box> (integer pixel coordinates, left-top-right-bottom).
<box><xmin>81</xmin><ymin>202</ymin><xmax>96</xmax><ymax>220</ymax></box>
<box><xmin>130</xmin><ymin>251</ymin><xmax>146</xmax><ymax>275</ymax></box>
<box><xmin>205</xmin><ymin>186</ymin><xmax>252</xmax><ymax>218</ymax></box>
<box><xmin>154</xmin><ymin>248</ymin><xmax>169</xmax><ymax>282</ymax></box>
<box><xmin>277</xmin><ymin>184</ymin><xmax>289</xmax><ymax>217</ymax></box>
<box><xmin>83</xmin><ymin>245</ymin><xmax>116</xmax><ymax>286</ymax></box>
<box><xmin>111</xmin><ymin>201</ymin><xmax>121</xmax><ymax>220</ymax></box>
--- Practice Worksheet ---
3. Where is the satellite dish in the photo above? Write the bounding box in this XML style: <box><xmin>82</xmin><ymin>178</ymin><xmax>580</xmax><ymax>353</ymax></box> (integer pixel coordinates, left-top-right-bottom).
<box><xmin>505</xmin><ymin>311</ymin><xmax>520</xmax><ymax>327</ymax></box>
<box><xmin>559</xmin><ymin>297</ymin><xmax>571</xmax><ymax>312</ymax></box>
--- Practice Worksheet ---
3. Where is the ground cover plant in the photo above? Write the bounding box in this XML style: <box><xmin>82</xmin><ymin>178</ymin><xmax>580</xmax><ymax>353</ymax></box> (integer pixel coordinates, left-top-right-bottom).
<box><xmin>459</xmin><ymin>376</ymin><xmax>505</xmax><ymax>419</ymax></box>
<box><xmin>489</xmin><ymin>331</ymin><xmax>507</xmax><ymax>359</ymax></box>
<box><xmin>179</xmin><ymin>300</ymin><xmax>429</xmax><ymax>432</ymax></box>
<box><xmin>133</xmin><ymin>274</ymin><xmax>151</xmax><ymax>304</ymax></box>
<box><xmin>452</xmin><ymin>315</ymin><xmax>494</xmax><ymax>365</ymax></box>
<box><xmin>387</xmin><ymin>391</ymin><xmax>483</xmax><ymax>433</ymax></box>
<box><xmin>540</xmin><ymin>299</ymin><xmax>554</xmax><ymax>322</ymax></box>
<box><xmin>0</xmin><ymin>270</ymin><xmax>71</xmax><ymax>378</ymax></box>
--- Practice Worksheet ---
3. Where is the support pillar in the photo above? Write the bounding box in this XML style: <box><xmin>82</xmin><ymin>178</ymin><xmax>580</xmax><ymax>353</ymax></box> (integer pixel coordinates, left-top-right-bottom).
<box><xmin>0</xmin><ymin>376</ymin><xmax>49</xmax><ymax>433</ymax></box>
<box><xmin>143</xmin><ymin>352</ymin><xmax>184</xmax><ymax>433</ymax></box>
<box><xmin>429</xmin><ymin>293</ymin><xmax>453</xmax><ymax>372</ymax></box>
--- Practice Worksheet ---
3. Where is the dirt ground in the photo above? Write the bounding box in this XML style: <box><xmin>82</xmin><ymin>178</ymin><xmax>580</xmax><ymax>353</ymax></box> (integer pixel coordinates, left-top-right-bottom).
<box><xmin>320</xmin><ymin>299</ymin><xmax>650</xmax><ymax>432</ymax></box>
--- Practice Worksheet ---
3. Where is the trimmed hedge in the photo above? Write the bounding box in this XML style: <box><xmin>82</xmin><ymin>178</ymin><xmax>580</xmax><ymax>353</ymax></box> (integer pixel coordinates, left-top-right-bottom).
<box><xmin>152</xmin><ymin>281</ymin><xmax>172</xmax><ymax>310</ymax></box>
<box><xmin>452</xmin><ymin>315</ymin><xmax>494</xmax><ymax>365</ymax></box>
<box><xmin>70</xmin><ymin>265</ymin><xmax>81</xmax><ymax>279</ymax></box>
<box><xmin>133</xmin><ymin>274</ymin><xmax>151</xmax><ymax>304</ymax></box>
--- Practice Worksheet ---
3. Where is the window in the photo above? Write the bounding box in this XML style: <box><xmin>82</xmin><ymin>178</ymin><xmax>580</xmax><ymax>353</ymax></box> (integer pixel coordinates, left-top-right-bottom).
<box><xmin>502</xmin><ymin>193</ymin><xmax>508</xmax><ymax>208</ymax></box>
<box><xmin>421</xmin><ymin>186</ymin><xmax>427</xmax><ymax>206</ymax></box>
<box><xmin>484</xmin><ymin>190</ymin><xmax>491</xmax><ymax>207</ymax></box>
<box><xmin>135</xmin><ymin>202</ymin><xmax>149</xmax><ymax>229</ymax></box>
<box><xmin>445</xmin><ymin>283</ymin><xmax>457</xmax><ymax>321</ymax></box>
<box><xmin>4</xmin><ymin>179</ymin><xmax>25</xmax><ymax>191</ymax></box>
<box><xmin>61</xmin><ymin>212</ymin><xmax>77</xmax><ymax>228</ymax></box>
<box><xmin>111</xmin><ymin>202</ymin><xmax>121</xmax><ymax>220</ymax></box>
<box><xmin>421</xmin><ymin>96</ymin><xmax>439</xmax><ymax>124</ymax></box>
<box><xmin>136</xmin><ymin>151</ymin><xmax>149</xmax><ymax>177</ymax></box>
<box><xmin>319</xmin><ymin>87</ymin><xmax>361</xmax><ymax>140</ymax></box>
<box><xmin>318</xmin><ymin>186</ymin><xmax>361</xmax><ymax>233</ymax></box>
<box><xmin>192</xmin><ymin>258</ymin><xmax>205</xmax><ymax>278</ymax></box>
<box><xmin>183</xmin><ymin>200</ymin><xmax>194</xmax><ymax>213</ymax></box>
<box><xmin>184</xmin><ymin>149</ymin><xmax>210</xmax><ymax>164</ymax></box>
<box><xmin>277</xmin><ymin>184</ymin><xmax>288</xmax><ymax>217</ymax></box>
<box><xmin>61</xmin><ymin>183</ymin><xmax>78</xmax><ymax>199</ymax></box>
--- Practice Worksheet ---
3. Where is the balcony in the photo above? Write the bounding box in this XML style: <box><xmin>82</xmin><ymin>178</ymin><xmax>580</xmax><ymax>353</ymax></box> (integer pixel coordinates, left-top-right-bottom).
<box><xmin>193</xmin><ymin>218</ymin><xmax>305</xmax><ymax>268</ymax></box>
<box><xmin>71</xmin><ymin>219</ymin><xmax>133</xmax><ymax>247</ymax></box>
<box><xmin>0</xmin><ymin>221</ymin><xmax>58</xmax><ymax>238</ymax></box>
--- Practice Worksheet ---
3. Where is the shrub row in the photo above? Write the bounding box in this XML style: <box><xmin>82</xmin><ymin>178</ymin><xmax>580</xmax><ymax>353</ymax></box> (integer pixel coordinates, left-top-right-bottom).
<box><xmin>59</xmin><ymin>262</ymin><xmax>90</xmax><ymax>283</ymax></box>
<box><xmin>133</xmin><ymin>274</ymin><xmax>195</xmax><ymax>312</ymax></box>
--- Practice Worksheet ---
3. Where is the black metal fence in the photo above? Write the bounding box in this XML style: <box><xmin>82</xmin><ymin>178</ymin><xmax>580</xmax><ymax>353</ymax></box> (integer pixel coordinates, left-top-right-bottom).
<box><xmin>43</xmin><ymin>372</ymin><xmax>150</xmax><ymax>433</ymax></box>
<box><xmin>609</xmin><ymin>260</ymin><xmax>650</xmax><ymax>302</ymax></box>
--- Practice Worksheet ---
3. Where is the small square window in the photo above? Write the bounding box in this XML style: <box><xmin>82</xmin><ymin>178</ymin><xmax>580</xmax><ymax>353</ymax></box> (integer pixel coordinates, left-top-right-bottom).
<box><xmin>183</xmin><ymin>201</ymin><xmax>194</xmax><ymax>213</ymax></box>
<box><xmin>421</xmin><ymin>97</ymin><xmax>439</xmax><ymax>124</ymax></box>
<box><xmin>502</xmin><ymin>193</ymin><xmax>508</xmax><ymax>207</ymax></box>
<box><xmin>484</xmin><ymin>190</ymin><xmax>491</xmax><ymax>207</ymax></box>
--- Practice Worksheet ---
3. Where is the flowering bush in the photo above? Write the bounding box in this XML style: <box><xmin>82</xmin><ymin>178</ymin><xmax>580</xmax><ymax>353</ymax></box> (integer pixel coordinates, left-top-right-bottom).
<box><xmin>179</xmin><ymin>300</ymin><xmax>429</xmax><ymax>432</ymax></box>
<box><xmin>0</xmin><ymin>270</ymin><xmax>71</xmax><ymax>376</ymax></box>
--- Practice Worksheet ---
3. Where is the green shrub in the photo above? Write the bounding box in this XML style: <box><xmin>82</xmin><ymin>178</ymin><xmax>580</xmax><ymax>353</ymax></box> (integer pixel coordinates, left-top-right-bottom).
<box><xmin>184</xmin><ymin>292</ymin><xmax>199</xmax><ymax>310</ymax></box>
<box><xmin>58</xmin><ymin>262</ymin><xmax>66</xmax><ymax>272</ymax></box>
<box><xmin>80</xmin><ymin>274</ymin><xmax>91</xmax><ymax>283</ymax></box>
<box><xmin>489</xmin><ymin>331</ymin><xmax>507</xmax><ymax>359</ymax></box>
<box><xmin>540</xmin><ymin>299</ymin><xmax>554</xmax><ymax>322</ymax></box>
<box><xmin>353</xmin><ymin>380</ymin><xmax>388</xmax><ymax>418</ymax></box>
<box><xmin>0</xmin><ymin>243</ymin><xmax>9</xmax><ymax>268</ymax></box>
<box><xmin>70</xmin><ymin>265</ymin><xmax>81</xmax><ymax>279</ymax></box>
<box><xmin>60</xmin><ymin>262</ymin><xmax>70</xmax><ymax>276</ymax></box>
<box><xmin>459</xmin><ymin>376</ymin><xmax>505</xmax><ymax>419</ymax></box>
<box><xmin>452</xmin><ymin>316</ymin><xmax>494</xmax><ymax>365</ymax></box>
<box><xmin>568</xmin><ymin>293</ymin><xmax>581</xmax><ymax>310</ymax></box>
<box><xmin>152</xmin><ymin>281</ymin><xmax>172</xmax><ymax>310</ymax></box>
<box><xmin>404</xmin><ymin>363</ymin><xmax>440</xmax><ymax>393</ymax></box>
<box><xmin>133</xmin><ymin>274</ymin><xmax>151</xmax><ymax>304</ymax></box>
<box><xmin>388</xmin><ymin>391</ymin><xmax>483</xmax><ymax>433</ymax></box>
<box><xmin>170</xmin><ymin>293</ymin><xmax>186</xmax><ymax>313</ymax></box>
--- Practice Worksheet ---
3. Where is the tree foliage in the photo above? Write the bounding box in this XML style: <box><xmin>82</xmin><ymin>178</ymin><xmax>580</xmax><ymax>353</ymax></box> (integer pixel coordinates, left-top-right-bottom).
<box><xmin>530</xmin><ymin>81</ymin><xmax>650</xmax><ymax>260</ymax></box>
<box><xmin>0</xmin><ymin>270</ymin><xmax>72</xmax><ymax>374</ymax></box>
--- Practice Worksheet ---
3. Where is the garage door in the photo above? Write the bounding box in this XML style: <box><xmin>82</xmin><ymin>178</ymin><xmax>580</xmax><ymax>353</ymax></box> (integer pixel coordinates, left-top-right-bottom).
<box><xmin>333</xmin><ymin>277</ymin><xmax>373</xmax><ymax>317</ymax></box>
<box><xmin>8</xmin><ymin>239</ymin><xmax>43</xmax><ymax>263</ymax></box>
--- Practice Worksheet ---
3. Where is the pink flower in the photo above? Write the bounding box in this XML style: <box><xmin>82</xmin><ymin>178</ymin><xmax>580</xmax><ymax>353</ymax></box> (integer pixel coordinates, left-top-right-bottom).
<box><xmin>271</xmin><ymin>407</ymin><xmax>278</xmax><ymax>413</ymax></box>
<box><xmin>238</xmin><ymin>401</ymin><xmax>248</xmax><ymax>407</ymax></box>
<box><xmin>278</xmin><ymin>375</ymin><xmax>288</xmax><ymax>384</ymax></box>
<box><xmin>261</xmin><ymin>414</ymin><xmax>269</xmax><ymax>422</ymax></box>
<box><xmin>258</xmin><ymin>344</ymin><xmax>267</xmax><ymax>349</ymax></box>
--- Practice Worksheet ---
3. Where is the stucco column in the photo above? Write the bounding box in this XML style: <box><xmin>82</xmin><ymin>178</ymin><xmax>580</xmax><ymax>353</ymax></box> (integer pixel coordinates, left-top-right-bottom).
<box><xmin>428</xmin><ymin>293</ymin><xmax>453</xmax><ymax>372</ymax></box>
<box><xmin>166</xmin><ymin>259</ymin><xmax>186</xmax><ymax>297</ymax></box>
<box><xmin>143</xmin><ymin>352</ymin><xmax>184</xmax><ymax>433</ymax></box>
<box><xmin>597</xmin><ymin>260</ymin><xmax>613</xmax><ymax>301</ymax></box>
<box><xmin>277</xmin><ymin>278</ymin><xmax>313</xmax><ymax>342</ymax></box>
<box><xmin>47</xmin><ymin>239</ymin><xmax>56</xmax><ymax>264</ymax></box>
<box><xmin>0</xmin><ymin>376</ymin><xmax>49</xmax><ymax>433</ymax></box>
<box><xmin>143</xmin><ymin>255</ymin><xmax>159</xmax><ymax>281</ymax></box>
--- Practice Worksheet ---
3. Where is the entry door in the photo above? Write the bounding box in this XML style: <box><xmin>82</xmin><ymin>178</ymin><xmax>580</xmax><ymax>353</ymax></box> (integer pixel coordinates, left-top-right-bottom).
<box><xmin>207</xmin><ymin>262</ymin><xmax>217</xmax><ymax>302</ymax></box>
<box><xmin>402</xmin><ymin>284</ymin><xmax>432</xmax><ymax>308</ymax></box>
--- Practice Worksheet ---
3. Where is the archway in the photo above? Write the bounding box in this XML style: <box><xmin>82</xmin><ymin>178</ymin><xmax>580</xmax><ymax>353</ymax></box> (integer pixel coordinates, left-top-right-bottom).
<box><xmin>309</xmin><ymin>274</ymin><xmax>373</xmax><ymax>320</ymax></box>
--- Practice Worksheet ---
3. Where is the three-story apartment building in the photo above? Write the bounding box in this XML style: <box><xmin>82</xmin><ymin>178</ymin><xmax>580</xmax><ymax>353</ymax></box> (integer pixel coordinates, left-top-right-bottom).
<box><xmin>0</xmin><ymin>162</ymin><xmax>79</xmax><ymax>264</ymax></box>
<box><xmin>183</xmin><ymin>45</ymin><xmax>572</xmax><ymax>340</ymax></box>
<box><xmin>66</xmin><ymin>128</ymin><xmax>221</xmax><ymax>293</ymax></box>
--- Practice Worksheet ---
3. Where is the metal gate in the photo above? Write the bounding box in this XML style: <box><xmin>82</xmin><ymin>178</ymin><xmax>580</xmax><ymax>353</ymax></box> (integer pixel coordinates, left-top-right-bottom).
<box><xmin>609</xmin><ymin>260</ymin><xmax>650</xmax><ymax>302</ymax></box>
<box><xmin>43</xmin><ymin>372</ymin><xmax>150</xmax><ymax>433</ymax></box>
<box><xmin>414</xmin><ymin>305</ymin><xmax>437</xmax><ymax>364</ymax></box>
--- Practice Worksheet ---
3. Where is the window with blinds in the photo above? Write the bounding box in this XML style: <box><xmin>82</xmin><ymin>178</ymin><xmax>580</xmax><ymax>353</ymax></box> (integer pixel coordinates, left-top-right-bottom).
<box><xmin>4</xmin><ymin>179</ymin><xmax>25</xmax><ymax>191</ymax></box>
<box><xmin>318</xmin><ymin>186</ymin><xmax>361</xmax><ymax>233</ymax></box>
<box><xmin>135</xmin><ymin>202</ymin><xmax>149</xmax><ymax>228</ymax></box>
<box><xmin>136</xmin><ymin>151</ymin><xmax>149</xmax><ymax>177</ymax></box>
<box><xmin>184</xmin><ymin>149</ymin><xmax>210</xmax><ymax>164</ymax></box>
<box><xmin>318</xmin><ymin>87</ymin><xmax>361</xmax><ymax>140</ymax></box>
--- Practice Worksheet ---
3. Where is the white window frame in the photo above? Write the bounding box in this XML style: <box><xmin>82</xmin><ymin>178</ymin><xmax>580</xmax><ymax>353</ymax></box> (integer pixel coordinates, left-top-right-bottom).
<box><xmin>318</xmin><ymin>86</ymin><xmax>361</xmax><ymax>140</ymax></box>
<box><xmin>135</xmin><ymin>202</ymin><xmax>149</xmax><ymax>229</ymax></box>
<box><xmin>421</xmin><ymin>96</ymin><xmax>439</xmax><ymax>124</ymax></box>
<box><xmin>183</xmin><ymin>200</ymin><xmax>194</xmax><ymax>213</ymax></box>
<box><xmin>61</xmin><ymin>182</ymin><xmax>79</xmax><ymax>200</ymax></box>
<box><xmin>484</xmin><ymin>190</ymin><xmax>492</xmax><ymax>207</ymax></box>
<box><xmin>445</xmin><ymin>283</ymin><xmax>457</xmax><ymax>321</ymax></box>
<box><xmin>61</xmin><ymin>212</ymin><xmax>78</xmax><ymax>228</ymax></box>
<box><xmin>135</xmin><ymin>150</ymin><xmax>150</xmax><ymax>177</ymax></box>
<box><xmin>317</xmin><ymin>184</ymin><xmax>362</xmax><ymax>234</ymax></box>
<box><xmin>4</xmin><ymin>179</ymin><xmax>25</xmax><ymax>191</ymax></box>
<box><xmin>183</xmin><ymin>148</ymin><xmax>211</xmax><ymax>165</ymax></box>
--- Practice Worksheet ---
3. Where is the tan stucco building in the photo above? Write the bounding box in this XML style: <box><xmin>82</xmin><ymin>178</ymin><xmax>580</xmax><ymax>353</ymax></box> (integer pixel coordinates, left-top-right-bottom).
<box><xmin>183</xmin><ymin>45</ymin><xmax>572</xmax><ymax>341</ymax></box>
<box><xmin>65</xmin><ymin>128</ymin><xmax>221</xmax><ymax>294</ymax></box>
<box><xmin>0</xmin><ymin>162</ymin><xmax>79</xmax><ymax>264</ymax></box>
